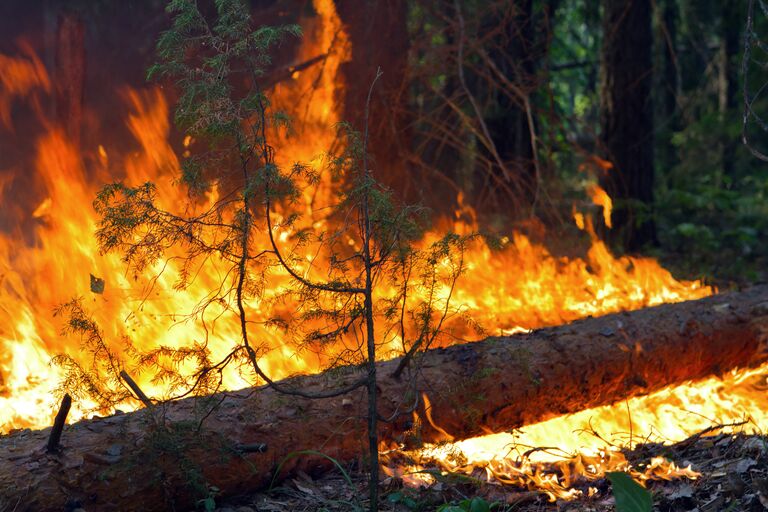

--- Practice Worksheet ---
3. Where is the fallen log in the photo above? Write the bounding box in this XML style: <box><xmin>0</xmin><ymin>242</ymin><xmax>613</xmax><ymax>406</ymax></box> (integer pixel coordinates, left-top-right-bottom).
<box><xmin>2</xmin><ymin>286</ymin><xmax>768</xmax><ymax>511</ymax></box>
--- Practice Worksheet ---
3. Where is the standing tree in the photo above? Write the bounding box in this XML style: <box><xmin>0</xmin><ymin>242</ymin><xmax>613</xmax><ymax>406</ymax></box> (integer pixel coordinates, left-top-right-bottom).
<box><xmin>600</xmin><ymin>0</ymin><xmax>656</xmax><ymax>251</ymax></box>
<box><xmin>336</xmin><ymin>0</ymin><xmax>412</xmax><ymax>200</ymax></box>
<box><xmin>654</xmin><ymin>0</ymin><xmax>680</xmax><ymax>176</ymax></box>
<box><xmin>54</xmin><ymin>1</ymin><xmax>470</xmax><ymax>509</ymax></box>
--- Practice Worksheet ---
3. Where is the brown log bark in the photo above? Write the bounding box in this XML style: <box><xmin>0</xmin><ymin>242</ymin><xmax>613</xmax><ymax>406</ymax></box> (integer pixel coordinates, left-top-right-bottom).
<box><xmin>2</xmin><ymin>286</ymin><xmax>768</xmax><ymax>511</ymax></box>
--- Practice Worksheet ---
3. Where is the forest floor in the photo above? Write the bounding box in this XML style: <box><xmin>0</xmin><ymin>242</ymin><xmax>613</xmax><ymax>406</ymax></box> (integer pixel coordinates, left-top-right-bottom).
<box><xmin>213</xmin><ymin>429</ymin><xmax>768</xmax><ymax>512</ymax></box>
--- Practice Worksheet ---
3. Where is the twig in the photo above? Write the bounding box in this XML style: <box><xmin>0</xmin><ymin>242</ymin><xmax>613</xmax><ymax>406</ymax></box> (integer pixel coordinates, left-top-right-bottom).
<box><xmin>472</xmin><ymin>46</ymin><xmax>542</xmax><ymax>210</ymax></box>
<box><xmin>625</xmin><ymin>398</ymin><xmax>634</xmax><ymax>450</ymax></box>
<box><xmin>46</xmin><ymin>394</ymin><xmax>72</xmax><ymax>453</ymax></box>
<box><xmin>674</xmin><ymin>419</ymin><xmax>749</xmax><ymax>452</ymax></box>
<box><xmin>262</xmin><ymin>53</ymin><xmax>328</xmax><ymax>88</ymax></box>
<box><xmin>235</xmin><ymin>443</ymin><xmax>268</xmax><ymax>454</ymax></box>
<box><xmin>120</xmin><ymin>370</ymin><xmax>153</xmax><ymax>408</ymax></box>
<box><xmin>453</xmin><ymin>0</ymin><xmax>515</xmax><ymax>184</ymax></box>
<box><xmin>550</xmin><ymin>59</ymin><xmax>598</xmax><ymax>71</ymax></box>
<box><xmin>234</xmin><ymin>78</ymin><xmax>368</xmax><ymax>399</ymax></box>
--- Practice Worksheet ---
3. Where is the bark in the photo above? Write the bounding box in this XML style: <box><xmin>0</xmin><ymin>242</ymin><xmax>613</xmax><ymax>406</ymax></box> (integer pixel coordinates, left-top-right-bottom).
<box><xmin>54</xmin><ymin>11</ymin><xmax>85</xmax><ymax>149</ymax></box>
<box><xmin>335</xmin><ymin>0</ymin><xmax>412</xmax><ymax>199</ymax></box>
<box><xmin>719</xmin><ymin>0</ymin><xmax>744</xmax><ymax>178</ymax></box>
<box><xmin>3</xmin><ymin>286</ymin><xmax>768</xmax><ymax>511</ymax></box>
<box><xmin>655</xmin><ymin>0</ymin><xmax>680</xmax><ymax>175</ymax></box>
<box><xmin>600</xmin><ymin>0</ymin><xmax>656</xmax><ymax>251</ymax></box>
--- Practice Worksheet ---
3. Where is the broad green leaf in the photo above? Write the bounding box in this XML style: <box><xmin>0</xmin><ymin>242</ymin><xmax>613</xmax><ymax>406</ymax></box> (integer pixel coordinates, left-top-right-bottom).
<box><xmin>607</xmin><ymin>472</ymin><xmax>652</xmax><ymax>512</ymax></box>
<box><xmin>468</xmin><ymin>497</ymin><xmax>491</xmax><ymax>512</ymax></box>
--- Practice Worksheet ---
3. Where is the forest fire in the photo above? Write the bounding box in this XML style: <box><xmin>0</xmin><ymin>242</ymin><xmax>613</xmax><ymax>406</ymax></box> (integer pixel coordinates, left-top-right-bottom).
<box><xmin>0</xmin><ymin>0</ymin><xmax>766</xmax><ymax>509</ymax></box>
<box><xmin>382</xmin><ymin>361</ymin><xmax>768</xmax><ymax>501</ymax></box>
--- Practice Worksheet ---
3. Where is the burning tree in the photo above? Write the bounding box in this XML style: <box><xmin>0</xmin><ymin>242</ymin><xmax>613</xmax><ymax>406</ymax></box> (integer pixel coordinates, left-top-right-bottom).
<box><xmin>53</xmin><ymin>0</ymin><xmax>470</xmax><ymax>509</ymax></box>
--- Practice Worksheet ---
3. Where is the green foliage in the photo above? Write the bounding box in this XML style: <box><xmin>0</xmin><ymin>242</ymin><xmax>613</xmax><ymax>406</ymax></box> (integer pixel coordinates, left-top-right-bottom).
<box><xmin>148</xmin><ymin>0</ymin><xmax>301</xmax><ymax>194</ymax></box>
<box><xmin>54</xmin><ymin>3</ymin><xmax>474</xmax><ymax>512</ymax></box>
<box><xmin>198</xmin><ymin>496</ymin><xmax>216</xmax><ymax>512</ymax></box>
<box><xmin>607</xmin><ymin>472</ymin><xmax>653</xmax><ymax>512</ymax></box>
<box><xmin>656</xmin><ymin>104</ymin><xmax>768</xmax><ymax>282</ymax></box>
<box><xmin>387</xmin><ymin>491</ymin><xmax>421</xmax><ymax>511</ymax></box>
<box><xmin>386</xmin><ymin>490</ymin><xmax>499</xmax><ymax>512</ymax></box>
<box><xmin>437</xmin><ymin>496</ymin><xmax>498</xmax><ymax>512</ymax></box>
<box><xmin>548</xmin><ymin>0</ymin><xmax>601</xmax><ymax>155</ymax></box>
<box><xmin>70</xmin><ymin>0</ymin><xmax>475</xmax><ymax>405</ymax></box>
<box><xmin>51</xmin><ymin>299</ymin><xmax>132</xmax><ymax>412</ymax></box>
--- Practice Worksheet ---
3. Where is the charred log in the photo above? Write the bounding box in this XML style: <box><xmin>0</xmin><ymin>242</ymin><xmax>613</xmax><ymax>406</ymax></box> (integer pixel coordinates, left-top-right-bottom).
<box><xmin>2</xmin><ymin>286</ymin><xmax>768</xmax><ymax>511</ymax></box>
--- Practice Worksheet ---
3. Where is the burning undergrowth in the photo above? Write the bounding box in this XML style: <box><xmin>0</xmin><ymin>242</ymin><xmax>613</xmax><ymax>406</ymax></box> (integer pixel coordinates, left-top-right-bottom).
<box><xmin>213</xmin><ymin>430</ymin><xmax>768</xmax><ymax>511</ymax></box>
<box><xmin>374</xmin><ymin>362</ymin><xmax>768</xmax><ymax>505</ymax></box>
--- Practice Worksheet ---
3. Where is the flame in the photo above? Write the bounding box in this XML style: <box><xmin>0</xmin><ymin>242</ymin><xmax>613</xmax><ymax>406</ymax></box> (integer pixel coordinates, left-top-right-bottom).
<box><xmin>384</xmin><ymin>362</ymin><xmax>768</xmax><ymax>500</ymax></box>
<box><xmin>587</xmin><ymin>184</ymin><xmax>613</xmax><ymax>228</ymax></box>
<box><xmin>0</xmin><ymin>4</ymin><xmax>760</xmax><ymax>501</ymax></box>
<box><xmin>0</xmin><ymin>42</ymin><xmax>50</xmax><ymax>129</ymax></box>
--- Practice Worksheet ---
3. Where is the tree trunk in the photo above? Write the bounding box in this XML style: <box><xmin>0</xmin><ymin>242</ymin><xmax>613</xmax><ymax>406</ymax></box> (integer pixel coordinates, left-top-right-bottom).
<box><xmin>483</xmin><ymin>0</ymin><xmax>536</xmax><ymax>211</ymax></box>
<box><xmin>3</xmin><ymin>286</ymin><xmax>768</xmax><ymax>511</ymax></box>
<box><xmin>719</xmin><ymin>0</ymin><xmax>744</xmax><ymax>179</ymax></box>
<box><xmin>335</xmin><ymin>0</ymin><xmax>412</xmax><ymax>199</ymax></box>
<box><xmin>600</xmin><ymin>0</ymin><xmax>656</xmax><ymax>251</ymax></box>
<box><xmin>54</xmin><ymin>11</ymin><xmax>85</xmax><ymax>149</ymax></box>
<box><xmin>655</xmin><ymin>0</ymin><xmax>680</xmax><ymax>176</ymax></box>
<box><xmin>482</xmin><ymin>0</ymin><xmax>559</xmax><ymax>216</ymax></box>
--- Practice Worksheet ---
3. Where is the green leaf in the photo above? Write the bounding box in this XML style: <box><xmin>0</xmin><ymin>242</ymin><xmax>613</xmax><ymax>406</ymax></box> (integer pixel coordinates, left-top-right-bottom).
<box><xmin>675</xmin><ymin>222</ymin><xmax>698</xmax><ymax>237</ymax></box>
<box><xmin>200</xmin><ymin>497</ymin><xmax>216</xmax><ymax>512</ymax></box>
<box><xmin>403</xmin><ymin>496</ymin><xmax>418</xmax><ymax>509</ymax></box>
<box><xmin>468</xmin><ymin>497</ymin><xmax>490</xmax><ymax>512</ymax></box>
<box><xmin>607</xmin><ymin>472</ymin><xmax>652</xmax><ymax>512</ymax></box>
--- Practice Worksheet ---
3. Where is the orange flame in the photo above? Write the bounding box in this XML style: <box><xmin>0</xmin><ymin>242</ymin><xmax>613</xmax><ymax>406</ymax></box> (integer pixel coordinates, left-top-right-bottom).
<box><xmin>385</xmin><ymin>361</ymin><xmax>768</xmax><ymax>499</ymax></box>
<box><xmin>587</xmin><ymin>183</ymin><xmax>613</xmax><ymax>228</ymax></box>
<box><xmin>0</xmin><ymin>42</ymin><xmax>50</xmax><ymax>129</ymax></box>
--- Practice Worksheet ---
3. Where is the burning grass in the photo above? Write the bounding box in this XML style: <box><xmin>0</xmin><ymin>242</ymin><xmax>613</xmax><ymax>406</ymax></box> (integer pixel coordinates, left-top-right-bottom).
<box><xmin>373</xmin><ymin>361</ymin><xmax>768</xmax><ymax>505</ymax></box>
<box><xmin>212</xmin><ymin>429</ymin><xmax>768</xmax><ymax>511</ymax></box>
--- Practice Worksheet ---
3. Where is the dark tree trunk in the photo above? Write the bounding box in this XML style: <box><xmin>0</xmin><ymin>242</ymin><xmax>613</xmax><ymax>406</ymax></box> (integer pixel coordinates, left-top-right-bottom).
<box><xmin>54</xmin><ymin>11</ymin><xmax>85</xmax><ymax>149</ymax></box>
<box><xmin>482</xmin><ymin>0</ymin><xmax>558</xmax><ymax>215</ymax></box>
<box><xmin>720</xmin><ymin>0</ymin><xmax>744</xmax><ymax>178</ymax></box>
<box><xmin>600</xmin><ymin>0</ymin><xmax>656</xmax><ymax>251</ymax></box>
<box><xmin>3</xmin><ymin>286</ymin><xmax>768</xmax><ymax>511</ymax></box>
<box><xmin>335</xmin><ymin>0</ymin><xmax>412</xmax><ymax>199</ymax></box>
<box><xmin>655</xmin><ymin>0</ymin><xmax>680</xmax><ymax>176</ymax></box>
<box><xmin>484</xmin><ymin>0</ymin><xmax>536</xmax><ymax>210</ymax></box>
